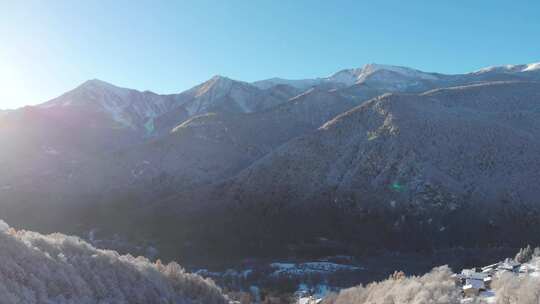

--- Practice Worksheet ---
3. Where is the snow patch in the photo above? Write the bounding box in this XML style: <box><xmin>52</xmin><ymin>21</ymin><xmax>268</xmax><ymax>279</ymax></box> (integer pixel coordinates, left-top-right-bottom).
<box><xmin>270</xmin><ymin>262</ymin><xmax>362</xmax><ymax>277</ymax></box>
<box><xmin>254</xmin><ymin>63</ymin><xmax>439</xmax><ymax>90</ymax></box>
<box><xmin>523</xmin><ymin>62</ymin><xmax>540</xmax><ymax>72</ymax></box>
<box><xmin>475</xmin><ymin>62</ymin><xmax>540</xmax><ymax>74</ymax></box>
<box><xmin>359</xmin><ymin>64</ymin><xmax>439</xmax><ymax>81</ymax></box>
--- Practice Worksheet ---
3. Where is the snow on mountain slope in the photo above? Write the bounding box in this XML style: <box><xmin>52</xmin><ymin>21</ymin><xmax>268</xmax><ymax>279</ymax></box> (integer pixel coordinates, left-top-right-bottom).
<box><xmin>329</xmin><ymin>64</ymin><xmax>440</xmax><ymax>87</ymax></box>
<box><xmin>41</xmin><ymin>79</ymin><xmax>178</xmax><ymax>128</ymax></box>
<box><xmin>33</xmin><ymin>61</ymin><xmax>540</xmax><ymax>131</ymax></box>
<box><xmin>176</xmin><ymin>75</ymin><xmax>292</xmax><ymax>116</ymax></box>
<box><xmin>3</xmin><ymin>61</ymin><xmax>540</xmax><ymax>261</ymax></box>
<box><xmin>524</xmin><ymin>62</ymin><xmax>540</xmax><ymax>71</ymax></box>
<box><xmin>34</xmin><ymin>76</ymin><xmax>297</xmax><ymax>134</ymax></box>
<box><xmin>252</xmin><ymin>77</ymin><xmax>323</xmax><ymax>90</ymax></box>
<box><xmin>0</xmin><ymin>219</ymin><xmax>228</xmax><ymax>304</ymax></box>
<box><xmin>347</xmin><ymin>64</ymin><xmax>444</xmax><ymax>92</ymax></box>
<box><xmin>254</xmin><ymin>61</ymin><xmax>540</xmax><ymax>92</ymax></box>
<box><xmin>215</xmin><ymin>81</ymin><xmax>540</xmax><ymax>252</ymax></box>
<box><xmin>105</xmin><ymin>87</ymin><xmax>359</xmax><ymax>192</ymax></box>
<box><xmin>253</xmin><ymin>63</ymin><xmax>441</xmax><ymax>90</ymax></box>
<box><xmin>474</xmin><ymin>62</ymin><xmax>540</xmax><ymax>74</ymax></box>
<box><xmin>356</xmin><ymin>64</ymin><xmax>439</xmax><ymax>81</ymax></box>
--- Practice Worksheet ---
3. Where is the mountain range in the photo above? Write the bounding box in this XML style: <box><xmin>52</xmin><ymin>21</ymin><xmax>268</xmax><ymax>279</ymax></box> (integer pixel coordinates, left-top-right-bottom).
<box><xmin>1</xmin><ymin>62</ymin><xmax>540</xmax><ymax>262</ymax></box>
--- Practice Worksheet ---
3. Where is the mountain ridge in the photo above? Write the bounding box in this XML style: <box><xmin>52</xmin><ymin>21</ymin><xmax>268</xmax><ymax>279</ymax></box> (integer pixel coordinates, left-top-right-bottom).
<box><xmin>20</xmin><ymin>60</ymin><xmax>540</xmax><ymax>113</ymax></box>
<box><xmin>2</xmin><ymin>62</ymin><xmax>540</xmax><ymax>262</ymax></box>
<box><xmin>206</xmin><ymin>81</ymin><xmax>540</xmax><ymax>253</ymax></box>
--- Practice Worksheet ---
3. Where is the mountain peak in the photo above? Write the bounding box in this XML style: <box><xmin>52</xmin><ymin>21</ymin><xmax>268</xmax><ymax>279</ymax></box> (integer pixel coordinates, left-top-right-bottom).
<box><xmin>206</xmin><ymin>75</ymin><xmax>241</xmax><ymax>87</ymax></box>
<box><xmin>77</xmin><ymin>78</ymin><xmax>125</xmax><ymax>92</ymax></box>
<box><xmin>40</xmin><ymin>79</ymin><xmax>130</xmax><ymax>109</ymax></box>
<box><xmin>359</xmin><ymin>63</ymin><xmax>437</xmax><ymax>79</ymax></box>
<box><xmin>254</xmin><ymin>64</ymin><xmax>440</xmax><ymax>90</ymax></box>
<box><xmin>325</xmin><ymin>64</ymin><xmax>438</xmax><ymax>86</ymax></box>
<box><xmin>474</xmin><ymin>61</ymin><xmax>540</xmax><ymax>74</ymax></box>
<box><xmin>209</xmin><ymin>74</ymin><xmax>231</xmax><ymax>81</ymax></box>
<box><xmin>523</xmin><ymin>62</ymin><xmax>540</xmax><ymax>71</ymax></box>
<box><xmin>39</xmin><ymin>78</ymin><xmax>178</xmax><ymax>128</ymax></box>
<box><xmin>83</xmin><ymin>78</ymin><xmax>111</xmax><ymax>85</ymax></box>
<box><xmin>362</xmin><ymin>63</ymin><xmax>395</xmax><ymax>70</ymax></box>
<box><xmin>192</xmin><ymin>75</ymin><xmax>246</xmax><ymax>97</ymax></box>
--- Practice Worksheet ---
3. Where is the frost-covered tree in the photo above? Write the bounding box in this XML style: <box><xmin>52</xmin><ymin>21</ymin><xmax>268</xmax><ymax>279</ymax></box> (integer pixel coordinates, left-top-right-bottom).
<box><xmin>534</xmin><ymin>247</ymin><xmax>540</xmax><ymax>258</ymax></box>
<box><xmin>0</xmin><ymin>220</ymin><xmax>227</xmax><ymax>304</ymax></box>
<box><xmin>515</xmin><ymin>245</ymin><xmax>534</xmax><ymax>264</ymax></box>
<box><xmin>492</xmin><ymin>272</ymin><xmax>540</xmax><ymax>304</ymax></box>
<box><xmin>322</xmin><ymin>266</ymin><xmax>460</xmax><ymax>304</ymax></box>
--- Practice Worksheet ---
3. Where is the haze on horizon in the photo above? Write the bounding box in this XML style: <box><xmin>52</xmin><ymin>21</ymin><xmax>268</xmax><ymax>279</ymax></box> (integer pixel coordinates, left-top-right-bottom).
<box><xmin>1</xmin><ymin>0</ymin><xmax>539</xmax><ymax>110</ymax></box>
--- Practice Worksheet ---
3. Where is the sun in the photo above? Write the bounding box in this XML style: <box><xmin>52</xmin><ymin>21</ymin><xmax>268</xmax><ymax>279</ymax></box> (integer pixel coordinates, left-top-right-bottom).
<box><xmin>0</xmin><ymin>61</ymin><xmax>29</xmax><ymax>110</ymax></box>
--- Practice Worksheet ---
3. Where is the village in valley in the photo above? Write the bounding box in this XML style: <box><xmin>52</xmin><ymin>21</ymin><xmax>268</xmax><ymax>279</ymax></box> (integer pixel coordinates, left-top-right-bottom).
<box><xmin>294</xmin><ymin>246</ymin><xmax>540</xmax><ymax>304</ymax></box>
<box><xmin>451</xmin><ymin>247</ymin><xmax>537</xmax><ymax>303</ymax></box>
<box><xmin>456</xmin><ymin>259</ymin><xmax>520</xmax><ymax>302</ymax></box>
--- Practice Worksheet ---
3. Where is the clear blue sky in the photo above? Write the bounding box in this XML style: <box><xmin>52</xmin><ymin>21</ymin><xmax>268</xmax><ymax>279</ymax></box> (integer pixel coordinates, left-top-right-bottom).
<box><xmin>1</xmin><ymin>0</ymin><xmax>539</xmax><ymax>109</ymax></box>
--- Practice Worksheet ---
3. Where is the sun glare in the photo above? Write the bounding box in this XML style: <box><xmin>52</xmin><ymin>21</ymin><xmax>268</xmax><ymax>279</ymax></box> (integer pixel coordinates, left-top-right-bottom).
<box><xmin>0</xmin><ymin>62</ymin><xmax>27</xmax><ymax>109</ymax></box>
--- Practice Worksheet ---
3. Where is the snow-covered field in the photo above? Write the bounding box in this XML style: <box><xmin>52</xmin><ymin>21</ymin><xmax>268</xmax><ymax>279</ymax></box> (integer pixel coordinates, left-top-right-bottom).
<box><xmin>270</xmin><ymin>262</ymin><xmax>362</xmax><ymax>277</ymax></box>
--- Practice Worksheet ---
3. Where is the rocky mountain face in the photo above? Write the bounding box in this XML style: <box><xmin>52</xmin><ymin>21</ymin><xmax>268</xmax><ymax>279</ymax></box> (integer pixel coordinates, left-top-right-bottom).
<box><xmin>1</xmin><ymin>62</ymin><xmax>540</xmax><ymax>261</ymax></box>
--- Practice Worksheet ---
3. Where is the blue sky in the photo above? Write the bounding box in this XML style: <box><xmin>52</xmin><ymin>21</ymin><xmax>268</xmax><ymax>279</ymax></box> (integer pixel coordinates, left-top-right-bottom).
<box><xmin>1</xmin><ymin>0</ymin><xmax>539</xmax><ymax>109</ymax></box>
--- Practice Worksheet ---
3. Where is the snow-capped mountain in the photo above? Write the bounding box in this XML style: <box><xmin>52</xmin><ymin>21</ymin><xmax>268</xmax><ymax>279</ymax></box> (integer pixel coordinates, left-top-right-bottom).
<box><xmin>252</xmin><ymin>77</ymin><xmax>324</xmax><ymax>90</ymax></box>
<box><xmin>41</xmin><ymin>79</ymin><xmax>180</xmax><ymax>129</ymax></box>
<box><xmin>254</xmin><ymin>62</ymin><xmax>540</xmax><ymax>92</ymax></box>
<box><xmin>330</xmin><ymin>63</ymin><xmax>440</xmax><ymax>87</ymax></box>
<box><xmin>2</xmin><ymin>61</ymin><xmax>540</xmax><ymax>262</ymax></box>
<box><xmin>26</xmin><ymin>61</ymin><xmax>540</xmax><ymax>134</ymax></box>
<box><xmin>36</xmin><ymin>76</ymin><xmax>299</xmax><ymax>134</ymax></box>
<box><xmin>104</xmin><ymin>87</ymin><xmax>359</xmax><ymax>191</ymax></box>
<box><xmin>175</xmin><ymin>75</ymin><xmax>293</xmax><ymax>116</ymax></box>
<box><xmin>214</xmin><ymin>81</ymin><xmax>540</xmax><ymax>254</ymax></box>
<box><xmin>473</xmin><ymin>62</ymin><xmax>540</xmax><ymax>74</ymax></box>
<box><xmin>252</xmin><ymin>63</ymin><xmax>442</xmax><ymax>90</ymax></box>
<box><xmin>358</xmin><ymin>64</ymin><xmax>439</xmax><ymax>81</ymax></box>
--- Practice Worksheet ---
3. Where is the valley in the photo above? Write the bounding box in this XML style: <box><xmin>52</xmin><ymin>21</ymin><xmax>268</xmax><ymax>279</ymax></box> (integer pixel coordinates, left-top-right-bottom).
<box><xmin>2</xmin><ymin>62</ymin><xmax>540</xmax><ymax>303</ymax></box>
